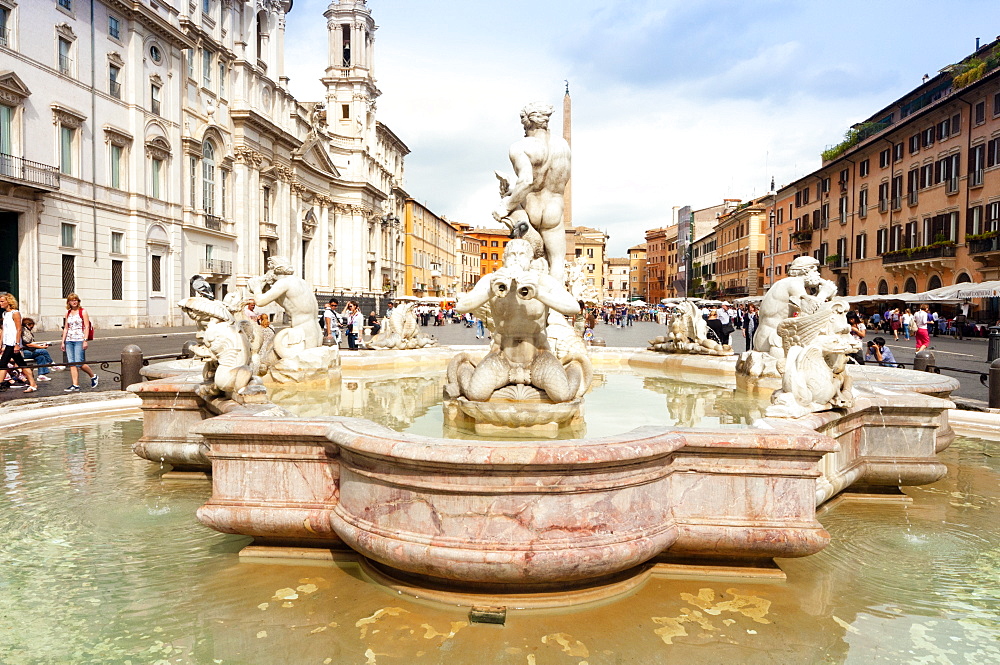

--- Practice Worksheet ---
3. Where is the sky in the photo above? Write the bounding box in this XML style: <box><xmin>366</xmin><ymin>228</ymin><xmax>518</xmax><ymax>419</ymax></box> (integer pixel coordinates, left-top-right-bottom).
<box><xmin>284</xmin><ymin>0</ymin><xmax>998</xmax><ymax>256</ymax></box>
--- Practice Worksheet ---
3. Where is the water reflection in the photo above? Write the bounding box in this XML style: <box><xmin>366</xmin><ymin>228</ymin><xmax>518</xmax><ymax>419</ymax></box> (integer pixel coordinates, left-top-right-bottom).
<box><xmin>270</xmin><ymin>370</ymin><xmax>770</xmax><ymax>439</ymax></box>
<box><xmin>0</xmin><ymin>419</ymin><xmax>999</xmax><ymax>662</ymax></box>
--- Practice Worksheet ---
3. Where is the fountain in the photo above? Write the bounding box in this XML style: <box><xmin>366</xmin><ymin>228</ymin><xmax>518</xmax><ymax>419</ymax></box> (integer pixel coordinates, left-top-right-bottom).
<box><xmin>126</xmin><ymin>102</ymin><xmax>961</xmax><ymax>609</ymax></box>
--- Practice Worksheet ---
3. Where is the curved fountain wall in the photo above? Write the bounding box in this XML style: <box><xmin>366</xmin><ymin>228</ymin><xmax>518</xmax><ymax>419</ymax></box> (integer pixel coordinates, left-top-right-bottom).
<box><xmin>125</xmin><ymin>346</ymin><xmax>960</xmax><ymax>599</ymax></box>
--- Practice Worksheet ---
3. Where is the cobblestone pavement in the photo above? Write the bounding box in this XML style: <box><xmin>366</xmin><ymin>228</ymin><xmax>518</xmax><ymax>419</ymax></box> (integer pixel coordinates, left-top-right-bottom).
<box><xmin>2</xmin><ymin>320</ymin><xmax>992</xmax><ymax>406</ymax></box>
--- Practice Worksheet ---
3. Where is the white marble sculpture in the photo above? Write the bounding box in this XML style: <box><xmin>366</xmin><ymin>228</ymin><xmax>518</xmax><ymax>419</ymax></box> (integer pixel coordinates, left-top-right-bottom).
<box><xmin>648</xmin><ymin>300</ymin><xmax>733</xmax><ymax>356</ymax></box>
<box><xmin>765</xmin><ymin>300</ymin><xmax>861</xmax><ymax>418</ymax></box>
<box><xmin>367</xmin><ymin>303</ymin><xmax>437</xmax><ymax>350</ymax></box>
<box><xmin>492</xmin><ymin>102</ymin><xmax>571</xmax><ymax>282</ymax></box>
<box><xmin>246</xmin><ymin>256</ymin><xmax>339</xmax><ymax>383</ymax></box>
<box><xmin>178</xmin><ymin>296</ymin><xmax>264</xmax><ymax>403</ymax></box>
<box><xmin>446</xmin><ymin>239</ymin><xmax>590</xmax><ymax>404</ymax></box>
<box><xmin>737</xmin><ymin>256</ymin><xmax>839</xmax><ymax>378</ymax></box>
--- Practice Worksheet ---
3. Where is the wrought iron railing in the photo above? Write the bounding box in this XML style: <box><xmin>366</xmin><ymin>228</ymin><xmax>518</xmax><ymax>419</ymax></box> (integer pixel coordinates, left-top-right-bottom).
<box><xmin>205</xmin><ymin>214</ymin><xmax>223</xmax><ymax>231</ymax></box>
<box><xmin>881</xmin><ymin>243</ymin><xmax>956</xmax><ymax>265</ymax></box>
<box><xmin>201</xmin><ymin>259</ymin><xmax>232</xmax><ymax>275</ymax></box>
<box><xmin>969</xmin><ymin>234</ymin><xmax>1000</xmax><ymax>254</ymax></box>
<box><xmin>0</xmin><ymin>153</ymin><xmax>60</xmax><ymax>189</ymax></box>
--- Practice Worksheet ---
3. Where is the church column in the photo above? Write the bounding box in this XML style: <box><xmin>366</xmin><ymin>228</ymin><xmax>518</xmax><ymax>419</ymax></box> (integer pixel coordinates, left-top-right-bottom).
<box><xmin>276</xmin><ymin>12</ymin><xmax>287</xmax><ymax>83</ymax></box>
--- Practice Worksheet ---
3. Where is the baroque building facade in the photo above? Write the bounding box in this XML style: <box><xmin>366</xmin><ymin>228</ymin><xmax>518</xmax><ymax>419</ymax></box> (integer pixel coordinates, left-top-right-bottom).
<box><xmin>0</xmin><ymin>0</ymin><xmax>407</xmax><ymax>329</ymax></box>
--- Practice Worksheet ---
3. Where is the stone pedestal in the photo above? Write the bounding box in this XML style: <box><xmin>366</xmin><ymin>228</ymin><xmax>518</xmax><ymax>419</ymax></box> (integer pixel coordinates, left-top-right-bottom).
<box><xmin>129</xmin><ymin>374</ymin><xmax>213</xmax><ymax>471</ymax></box>
<box><xmin>442</xmin><ymin>395</ymin><xmax>584</xmax><ymax>438</ymax></box>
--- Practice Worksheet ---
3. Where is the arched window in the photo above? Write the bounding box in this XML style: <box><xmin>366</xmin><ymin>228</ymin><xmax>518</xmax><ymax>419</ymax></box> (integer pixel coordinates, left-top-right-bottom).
<box><xmin>927</xmin><ymin>275</ymin><xmax>942</xmax><ymax>291</ymax></box>
<box><xmin>878</xmin><ymin>279</ymin><xmax>889</xmax><ymax>295</ymax></box>
<box><xmin>858</xmin><ymin>281</ymin><xmax>868</xmax><ymax>295</ymax></box>
<box><xmin>202</xmin><ymin>141</ymin><xmax>215</xmax><ymax>214</ymax></box>
<box><xmin>904</xmin><ymin>277</ymin><xmax>917</xmax><ymax>293</ymax></box>
<box><xmin>956</xmin><ymin>272</ymin><xmax>972</xmax><ymax>284</ymax></box>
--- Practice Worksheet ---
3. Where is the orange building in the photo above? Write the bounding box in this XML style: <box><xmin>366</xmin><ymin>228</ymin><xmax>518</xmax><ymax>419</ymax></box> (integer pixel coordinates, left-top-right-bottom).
<box><xmin>715</xmin><ymin>195</ymin><xmax>773</xmax><ymax>298</ymax></box>
<box><xmin>627</xmin><ymin>243</ymin><xmax>647</xmax><ymax>300</ymax></box>
<box><xmin>767</xmin><ymin>37</ymin><xmax>1000</xmax><ymax>303</ymax></box>
<box><xmin>466</xmin><ymin>227</ymin><xmax>511</xmax><ymax>277</ymax></box>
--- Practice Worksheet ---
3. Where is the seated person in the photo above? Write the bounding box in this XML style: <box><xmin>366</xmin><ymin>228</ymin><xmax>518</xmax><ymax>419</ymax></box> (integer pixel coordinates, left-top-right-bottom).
<box><xmin>865</xmin><ymin>337</ymin><xmax>898</xmax><ymax>367</ymax></box>
<box><xmin>20</xmin><ymin>317</ymin><xmax>53</xmax><ymax>380</ymax></box>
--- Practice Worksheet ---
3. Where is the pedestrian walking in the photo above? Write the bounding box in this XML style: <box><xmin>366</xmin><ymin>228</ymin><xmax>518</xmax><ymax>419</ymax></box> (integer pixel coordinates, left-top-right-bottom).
<box><xmin>914</xmin><ymin>303</ymin><xmax>931</xmax><ymax>353</ymax></box>
<box><xmin>60</xmin><ymin>293</ymin><xmax>98</xmax><ymax>392</ymax></box>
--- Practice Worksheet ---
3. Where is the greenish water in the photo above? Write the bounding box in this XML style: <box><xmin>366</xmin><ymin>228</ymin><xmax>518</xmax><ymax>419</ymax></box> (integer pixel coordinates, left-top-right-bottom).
<box><xmin>271</xmin><ymin>370</ymin><xmax>771</xmax><ymax>438</ymax></box>
<box><xmin>1</xmin><ymin>419</ymin><xmax>999</xmax><ymax>664</ymax></box>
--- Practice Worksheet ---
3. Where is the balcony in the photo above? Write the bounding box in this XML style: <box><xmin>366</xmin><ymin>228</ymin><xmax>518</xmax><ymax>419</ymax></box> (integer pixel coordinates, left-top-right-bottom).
<box><xmin>204</xmin><ymin>214</ymin><xmax>224</xmax><ymax>231</ymax></box>
<box><xmin>946</xmin><ymin>177</ymin><xmax>959</xmax><ymax>195</ymax></box>
<box><xmin>0</xmin><ymin>153</ymin><xmax>60</xmax><ymax>192</ymax></box>
<box><xmin>907</xmin><ymin>191</ymin><xmax>918</xmax><ymax>206</ymax></box>
<box><xmin>58</xmin><ymin>54</ymin><xmax>73</xmax><ymax>76</ymax></box>
<box><xmin>971</xmin><ymin>169</ymin><xmax>984</xmax><ymax>188</ymax></box>
<box><xmin>970</xmin><ymin>232</ymin><xmax>1000</xmax><ymax>275</ymax></box>
<box><xmin>259</xmin><ymin>220</ymin><xmax>278</xmax><ymax>239</ymax></box>
<box><xmin>882</xmin><ymin>242</ymin><xmax>956</xmax><ymax>272</ymax></box>
<box><xmin>791</xmin><ymin>229</ymin><xmax>812</xmax><ymax>244</ymax></box>
<box><xmin>200</xmin><ymin>259</ymin><xmax>232</xmax><ymax>277</ymax></box>
<box><xmin>825</xmin><ymin>254</ymin><xmax>849</xmax><ymax>273</ymax></box>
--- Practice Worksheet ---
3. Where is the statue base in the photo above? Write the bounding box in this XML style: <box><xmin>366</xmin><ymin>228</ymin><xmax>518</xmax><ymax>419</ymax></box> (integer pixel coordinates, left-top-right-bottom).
<box><xmin>267</xmin><ymin>346</ymin><xmax>340</xmax><ymax>385</ymax></box>
<box><xmin>443</xmin><ymin>390</ymin><xmax>584</xmax><ymax>439</ymax></box>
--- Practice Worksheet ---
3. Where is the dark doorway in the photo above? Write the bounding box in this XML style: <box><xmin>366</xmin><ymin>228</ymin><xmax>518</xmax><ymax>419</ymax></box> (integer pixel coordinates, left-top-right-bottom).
<box><xmin>0</xmin><ymin>212</ymin><xmax>18</xmax><ymax>298</ymax></box>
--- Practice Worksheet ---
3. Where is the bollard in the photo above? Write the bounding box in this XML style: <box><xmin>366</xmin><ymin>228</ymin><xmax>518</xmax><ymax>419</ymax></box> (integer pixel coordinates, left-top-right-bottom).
<box><xmin>912</xmin><ymin>350</ymin><xmax>935</xmax><ymax>373</ymax></box>
<box><xmin>989</xmin><ymin>327</ymin><xmax>1000</xmax><ymax>362</ymax></box>
<box><xmin>120</xmin><ymin>344</ymin><xmax>143</xmax><ymax>390</ymax></box>
<box><xmin>991</xmin><ymin>358</ymin><xmax>1000</xmax><ymax>409</ymax></box>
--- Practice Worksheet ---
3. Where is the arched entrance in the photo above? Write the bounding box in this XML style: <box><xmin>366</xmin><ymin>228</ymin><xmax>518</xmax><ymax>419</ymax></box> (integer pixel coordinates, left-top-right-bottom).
<box><xmin>904</xmin><ymin>277</ymin><xmax>917</xmax><ymax>293</ymax></box>
<box><xmin>837</xmin><ymin>275</ymin><xmax>848</xmax><ymax>297</ymax></box>
<box><xmin>927</xmin><ymin>275</ymin><xmax>942</xmax><ymax>291</ymax></box>
<box><xmin>878</xmin><ymin>279</ymin><xmax>889</xmax><ymax>295</ymax></box>
<box><xmin>858</xmin><ymin>281</ymin><xmax>868</xmax><ymax>295</ymax></box>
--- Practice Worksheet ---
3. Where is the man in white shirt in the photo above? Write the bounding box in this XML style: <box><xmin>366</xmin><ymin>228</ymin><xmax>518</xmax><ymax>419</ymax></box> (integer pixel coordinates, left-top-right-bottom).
<box><xmin>323</xmin><ymin>299</ymin><xmax>341</xmax><ymax>346</ymax></box>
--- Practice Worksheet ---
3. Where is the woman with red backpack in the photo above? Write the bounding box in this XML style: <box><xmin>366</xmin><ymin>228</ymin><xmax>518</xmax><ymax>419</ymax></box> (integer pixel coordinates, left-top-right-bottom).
<box><xmin>60</xmin><ymin>293</ymin><xmax>98</xmax><ymax>392</ymax></box>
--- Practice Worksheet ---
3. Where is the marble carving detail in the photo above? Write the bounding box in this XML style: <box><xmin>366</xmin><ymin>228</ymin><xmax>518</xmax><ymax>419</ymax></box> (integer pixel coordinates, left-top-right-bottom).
<box><xmin>246</xmin><ymin>256</ymin><xmax>339</xmax><ymax>384</ymax></box>
<box><xmin>736</xmin><ymin>256</ymin><xmax>860</xmax><ymax>417</ymax></box>
<box><xmin>367</xmin><ymin>303</ymin><xmax>437</xmax><ymax>350</ymax></box>
<box><xmin>444</xmin><ymin>103</ymin><xmax>591</xmax><ymax>432</ymax></box>
<box><xmin>648</xmin><ymin>300</ymin><xmax>733</xmax><ymax>356</ymax></box>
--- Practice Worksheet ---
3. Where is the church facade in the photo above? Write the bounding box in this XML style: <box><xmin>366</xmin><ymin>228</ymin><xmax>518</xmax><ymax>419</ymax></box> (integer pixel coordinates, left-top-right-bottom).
<box><xmin>0</xmin><ymin>0</ymin><xmax>406</xmax><ymax>329</ymax></box>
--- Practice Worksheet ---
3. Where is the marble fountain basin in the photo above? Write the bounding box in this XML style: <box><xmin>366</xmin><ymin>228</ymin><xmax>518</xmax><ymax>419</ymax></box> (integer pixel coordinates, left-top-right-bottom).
<box><xmin>135</xmin><ymin>347</ymin><xmax>959</xmax><ymax>595</ymax></box>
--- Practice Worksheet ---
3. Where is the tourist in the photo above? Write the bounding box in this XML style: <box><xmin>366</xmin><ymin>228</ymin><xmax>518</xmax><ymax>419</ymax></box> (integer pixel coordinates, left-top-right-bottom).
<box><xmin>323</xmin><ymin>298</ymin><xmax>341</xmax><ymax>346</ymax></box>
<box><xmin>367</xmin><ymin>311</ymin><xmax>381</xmax><ymax>336</ymax></box>
<box><xmin>865</xmin><ymin>337</ymin><xmax>898</xmax><ymax>367</ymax></box>
<box><xmin>61</xmin><ymin>293</ymin><xmax>98</xmax><ymax>392</ymax></box>
<box><xmin>869</xmin><ymin>310</ymin><xmax>881</xmax><ymax>330</ymax></box>
<box><xmin>258</xmin><ymin>313</ymin><xmax>277</xmax><ymax>366</ymax></box>
<box><xmin>717</xmin><ymin>304</ymin><xmax>734</xmax><ymax>345</ymax></box>
<box><xmin>20</xmin><ymin>318</ymin><xmax>53</xmax><ymax>381</ymax></box>
<box><xmin>901</xmin><ymin>308</ymin><xmax>914</xmax><ymax>340</ymax></box>
<box><xmin>244</xmin><ymin>298</ymin><xmax>261</xmax><ymax>324</ymax></box>
<box><xmin>0</xmin><ymin>293</ymin><xmax>38</xmax><ymax>393</ymax></box>
<box><xmin>914</xmin><ymin>303</ymin><xmax>931</xmax><ymax>353</ymax></box>
<box><xmin>890</xmin><ymin>308</ymin><xmax>901</xmax><ymax>341</ymax></box>
<box><xmin>847</xmin><ymin>312</ymin><xmax>866</xmax><ymax>365</ymax></box>
<box><xmin>744</xmin><ymin>305</ymin><xmax>759</xmax><ymax>348</ymax></box>
<box><xmin>705</xmin><ymin>308</ymin><xmax>725</xmax><ymax>344</ymax></box>
<box><xmin>344</xmin><ymin>301</ymin><xmax>362</xmax><ymax>350</ymax></box>
<box><xmin>954</xmin><ymin>302</ymin><xmax>969</xmax><ymax>340</ymax></box>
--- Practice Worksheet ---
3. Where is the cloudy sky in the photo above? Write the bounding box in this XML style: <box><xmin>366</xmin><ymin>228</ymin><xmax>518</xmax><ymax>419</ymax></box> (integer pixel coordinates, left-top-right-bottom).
<box><xmin>285</xmin><ymin>0</ymin><xmax>996</xmax><ymax>255</ymax></box>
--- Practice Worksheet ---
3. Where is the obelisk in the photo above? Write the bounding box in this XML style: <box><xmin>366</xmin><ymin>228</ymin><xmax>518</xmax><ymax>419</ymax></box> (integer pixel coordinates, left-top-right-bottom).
<box><xmin>562</xmin><ymin>81</ymin><xmax>572</xmax><ymax>227</ymax></box>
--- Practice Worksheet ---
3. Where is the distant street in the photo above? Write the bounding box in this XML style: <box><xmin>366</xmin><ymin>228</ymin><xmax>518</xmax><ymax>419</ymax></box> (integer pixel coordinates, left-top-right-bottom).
<box><xmin>2</xmin><ymin>319</ymin><xmax>991</xmax><ymax>407</ymax></box>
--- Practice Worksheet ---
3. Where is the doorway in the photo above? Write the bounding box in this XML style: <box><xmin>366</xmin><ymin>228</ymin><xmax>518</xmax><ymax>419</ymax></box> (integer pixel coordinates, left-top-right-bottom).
<box><xmin>0</xmin><ymin>211</ymin><xmax>18</xmax><ymax>297</ymax></box>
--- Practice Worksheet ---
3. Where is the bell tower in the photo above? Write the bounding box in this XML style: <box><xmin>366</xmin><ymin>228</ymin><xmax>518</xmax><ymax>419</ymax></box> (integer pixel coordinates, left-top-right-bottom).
<box><xmin>322</xmin><ymin>0</ymin><xmax>380</xmax><ymax>142</ymax></box>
